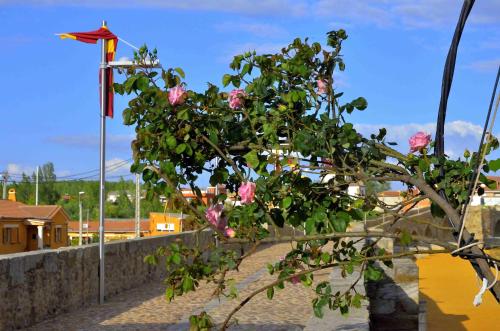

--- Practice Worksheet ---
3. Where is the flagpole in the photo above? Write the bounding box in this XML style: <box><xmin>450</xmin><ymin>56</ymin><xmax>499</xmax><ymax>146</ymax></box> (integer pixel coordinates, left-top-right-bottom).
<box><xmin>99</xmin><ymin>19</ymin><xmax>108</xmax><ymax>305</ymax></box>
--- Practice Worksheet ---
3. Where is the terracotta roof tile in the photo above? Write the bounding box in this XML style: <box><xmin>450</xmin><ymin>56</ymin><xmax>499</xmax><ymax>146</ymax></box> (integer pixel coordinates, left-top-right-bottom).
<box><xmin>0</xmin><ymin>200</ymin><xmax>60</xmax><ymax>220</ymax></box>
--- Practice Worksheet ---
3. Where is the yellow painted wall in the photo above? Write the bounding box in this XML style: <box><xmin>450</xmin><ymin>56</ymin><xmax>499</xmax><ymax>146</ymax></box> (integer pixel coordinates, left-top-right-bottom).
<box><xmin>49</xmin><ymin>210</ymin><xmax>69</xmax><ymax>249</ymax></box>
<box><xmin>148</xmin><ymin>213</ymin><xmax>183</xmax><ymax>236</ymax></box>
<box><xmin>418</xmin><ymin>254</ymin><xmax>500</xmax><ymax>330</ymax></box>
<box><xmin>0</xmin><ymin>220</ymin><xmax>28</xmax><ymax>254</ymax></box>
<box><xmin>0</xmin><ymin>209</ymin><xmax>69</xmax><ymax>255</ymax></box>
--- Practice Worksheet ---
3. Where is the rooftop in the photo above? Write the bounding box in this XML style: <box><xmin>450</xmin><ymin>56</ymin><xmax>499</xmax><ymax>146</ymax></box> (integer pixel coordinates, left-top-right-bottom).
<box><xmin>0</xmin><ymin>200</ymin><xmax>63</xmax><ymax>221</ymax></box>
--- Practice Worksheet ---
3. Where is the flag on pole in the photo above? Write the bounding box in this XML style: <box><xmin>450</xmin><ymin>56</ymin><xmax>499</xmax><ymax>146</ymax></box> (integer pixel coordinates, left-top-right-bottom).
<box><xmin>59</xmin><ymin>26</ymin><xmax>118</xmax><ymax>117</ymax></box>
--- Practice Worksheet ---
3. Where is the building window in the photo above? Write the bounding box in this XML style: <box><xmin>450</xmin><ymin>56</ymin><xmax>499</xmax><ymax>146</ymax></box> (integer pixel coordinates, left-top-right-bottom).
<box><xmin>55</xmin><ymin>226</ymin><xmax>63</xmax><ymax>243</ymax></box>
<box><xmin>2</xmin><ymin>226</ymin><xmax>19</xmax><ymax>244</ymax></box>
<box><xmin>156</xmin><ymin>223</ymin><xmax>175</xmax><ymax>232</ymax></box>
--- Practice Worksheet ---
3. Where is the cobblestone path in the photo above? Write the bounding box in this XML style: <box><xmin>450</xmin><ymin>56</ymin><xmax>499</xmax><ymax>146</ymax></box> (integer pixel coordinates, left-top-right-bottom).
<box><xmin>25</xmin><ymin>242</ymin><xmax>368</xmax><ymax>331</ymax></box>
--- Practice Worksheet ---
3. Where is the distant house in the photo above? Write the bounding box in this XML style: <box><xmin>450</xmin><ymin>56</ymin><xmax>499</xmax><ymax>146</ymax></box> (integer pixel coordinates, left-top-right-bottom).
<box><xmin>68</xmin><ymin>218</ymin><xmax>150</xmax><ymax>243</ymax></box>
<box><xmin>159</xmin><ymin>185</ymin><xmax>226</xmax><ymax>206</ymax></box>
<box><xmin>148</xmin><ymin>212</ymin><xmax>186</xmax><ymax>236</ymax></box>
<box><xmin>106</xmin><ymin>191</ymin><xmax>134</xmax><ymax>203</ymax></box>
<box><xmin>377</xmin><ymin>191</ymin><xmax>404</xmax><ymax>210</ymax></box>
<box><xmin>0</xmin><ymin>193</ymin><xmax>70</xmax><ymax>255</ymax></box>
<box><xmin>471</xmin><ymin>176</ymin><xmax>500</xmax><ymax>206</ymax></box>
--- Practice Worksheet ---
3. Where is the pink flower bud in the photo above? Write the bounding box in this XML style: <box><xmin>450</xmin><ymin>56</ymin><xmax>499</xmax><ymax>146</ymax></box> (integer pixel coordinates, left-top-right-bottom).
<box><xmin>224</xmin><ymin>227</ymin><xmax>236</xmax><ymax>238</ymax></box>
<box><xmin>290</xmin><ymin>275</ymin><xmax>300</xmax><ymax>285</ymax></box>
<box><xmin>238</xmin><ymin>182</ymin><xmax>256</xmax><ymax>204</ymax></box>
<box><xmin>168</xmin><ymin>85</ymin><xmax>186</xmax><ymax>106</ymax></box>
<box><xmin>205</xmin><ymin>204</ymin><xmax>227</xmax><ymax>231</ymax></box>
<box><xmin>409</xmin><ymin>132</ymin><xmax>431</xmax><ymax>153</ymax></box>
<box><xmin>317</xmin><ymin>79</ymin><xmax>328</xmax><ymax>94</ymax></box>
<box><xmin>228</xmin><ymin>89</ymin><xmax>247</xmax><ymax>110</ymax></box>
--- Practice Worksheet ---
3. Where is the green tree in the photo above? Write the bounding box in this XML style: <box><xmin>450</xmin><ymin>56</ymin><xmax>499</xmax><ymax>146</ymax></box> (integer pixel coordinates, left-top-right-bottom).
<box><xmin>38</xmin><ymin>162</ymin><xmax>60</xmax><ymax>205</ymax></box>
<box><xmin>365</xmin><ymin>181</ymin><xmax>391</xmax><ymax>196</ymax></box>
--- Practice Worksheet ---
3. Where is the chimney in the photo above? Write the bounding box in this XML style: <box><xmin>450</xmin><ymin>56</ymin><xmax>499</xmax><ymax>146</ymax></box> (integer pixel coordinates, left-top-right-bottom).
<box><xmin>8</xmin><ymin>188</ymin><xmax>16</xmax><ymax>202</ymax></box>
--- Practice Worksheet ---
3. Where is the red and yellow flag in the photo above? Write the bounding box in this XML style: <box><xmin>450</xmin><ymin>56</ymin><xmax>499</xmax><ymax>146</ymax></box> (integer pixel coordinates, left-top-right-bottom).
<box><xmin>59</xmin><ymin>25</ymin><xmax>118</xmax><ymax>118</ymax></box>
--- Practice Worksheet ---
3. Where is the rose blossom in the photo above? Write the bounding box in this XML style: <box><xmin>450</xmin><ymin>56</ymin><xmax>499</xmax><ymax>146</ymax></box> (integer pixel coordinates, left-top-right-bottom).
<box><xmin>238</xmin><ymin>182</ymin><xmax>256</xmax><ymax>204</ymax></box>
<box><xmin>228</xmin><ymin>89</ymin><xmax>247</xmax><ymax>109</ymax></box>
<box><xmin>317</xmin><ymin>79</ymin><xmax>328</xmax><ymax>94</ymax></box>
<box><xmin>168</xmin><ymin>85</ymin><xmax>186</xmax><ymax>106</ymax></box>
<box><xmin>290</xmin><ymin>275</ymin><xmax>300</xmax><ymax>285</ymax></box>
<box><xmin>224</xmin><ymin>227</ymin><xmax>236</xmax><ymax>238</ymax></box>
<box><xmin>409</xmin><ymin>132</ymin><xmax>431</xmax><ymax>153</ymax></box>
<box><xmin>205</xmin><ymin>204</ymin><xmax>227</xmax><ymax>230</ymax></box>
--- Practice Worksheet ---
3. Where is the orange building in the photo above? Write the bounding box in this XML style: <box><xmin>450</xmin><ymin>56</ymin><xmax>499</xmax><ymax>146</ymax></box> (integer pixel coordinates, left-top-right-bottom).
<box><xmin>148</xmin><ymin>212</ymin><xmax>185</xmax><ymax>236</ymax></box>
<box><xmin>0</xmin><ymin>198</ymin><xmax>70</xmax><ymax>255</ymax></box>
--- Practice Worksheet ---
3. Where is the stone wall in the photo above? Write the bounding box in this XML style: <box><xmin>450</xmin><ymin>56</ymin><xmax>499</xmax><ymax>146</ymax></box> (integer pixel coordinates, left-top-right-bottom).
<box><xmin>0</xmin><ymin>231</ymin><xmax>214</xmax><ymax>330</ymax></box>
<box><xmin>365</xmin><ymin>237</ymin><xmax>422</xmax><ymax>331</ymax></box>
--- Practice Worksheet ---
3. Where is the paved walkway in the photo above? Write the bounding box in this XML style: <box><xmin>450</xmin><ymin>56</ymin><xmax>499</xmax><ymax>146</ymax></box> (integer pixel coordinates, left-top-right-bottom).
<box><xmin>25</xmin><ymin>243</ymin><xmax>368</xmax><ymax>331</ymax></box>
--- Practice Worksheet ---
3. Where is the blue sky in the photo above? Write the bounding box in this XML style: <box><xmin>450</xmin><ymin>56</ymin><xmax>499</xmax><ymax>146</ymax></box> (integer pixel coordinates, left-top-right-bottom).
<box><xmin>0</xmin><ymin>0</ymin><xmax>499</xmax><ymax>183</ymax></box>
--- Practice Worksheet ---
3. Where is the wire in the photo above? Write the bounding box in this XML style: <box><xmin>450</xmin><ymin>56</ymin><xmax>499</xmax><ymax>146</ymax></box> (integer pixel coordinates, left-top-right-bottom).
<box><xmin>118</xmin><ymin>36</ymin><xmax>140</xmax><ymax>51</ymax></box>
<box><xmin>458</xmin><ymin>86</ymin><xmax>500</xmax><ymax>246</ymax></box>
<box><xmin>4</xmin><ymin>158</ymin><xmax>132</xmax><ymax>181</ymax></box>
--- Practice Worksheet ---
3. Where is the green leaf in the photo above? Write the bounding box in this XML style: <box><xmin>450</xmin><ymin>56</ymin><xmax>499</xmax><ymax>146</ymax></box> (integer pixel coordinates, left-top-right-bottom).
<box><xmin>166</xmin><ymin>286</ymin><xmax>174</xmax><ymax>302</ymax></box>
<box><xmin>365</xmin><ymin>265</ymin><xmax>383</xmax><ymax>281</ymax></box>
<box><xmin>352</xmin><ymin>293</ymin><xmax>362</xmax><ymax>308</ymax></box>
<box><xmin>282</xmin><ymin>196</ymin><xmax>292</xmax><ymax>209</ymax></box>
<box><xmin>244</xmin><ymin>150</ymin><xmax>259</xmax><ymax>169</ymax></box>
<box><xmin>267</xmin><ymin>287</ymin><xmax>274</xmax><ymax>300</ymax></box>
<box><xmin>480</xmin><ymin>173</ymin><xmax>497</xmax><ymax>189</ymax></box>
<box><xmin>400</xmin><ymin>230</ymin><xmax>412</xmax><ymax>246</ymax></box>
<box><xmin>175</xmin><ymin>67</ymin><xmax>185</xmax><ymax>78</ymax></box>
<box><xmin>351</xmin><ymin>97</ymin><xmax>367</xmax><ymax>110</ymax></box>
<box><xmin>182</xmin><ymin>276</ymin><xmax>194</xmax><ymax>292</ymax></box>
<box><xmin>222</xmin><ymin>74</ymin><xmax>232</xmax><ymax>87</ymax></box>
<box><xmin>241</xmin><ymin>63</ymin><xmax>252</xmax><ymax>76</ymax></box>
<box><xmin>166</xmin><ymin>136</ymin><xmax>177</xmax><ymax>150</ymax></box>
<box><xmin>321</xmin><ymin>252</ymin><xmax>330</xmax><ymax>264</ymax></box>
<box><xmin>172</xmin><ymin>252</ymin><xmax>182</xmax><ymax>265</ymax></box>
<box><xmin>136</xmin><ymin>76</ymin><xmax>149</xmax><ymax>92</ymax></box>
<box><xmin>175</xmin><ymin>143</ymin><xmax>187</xmax><ymax>154</ymax></box>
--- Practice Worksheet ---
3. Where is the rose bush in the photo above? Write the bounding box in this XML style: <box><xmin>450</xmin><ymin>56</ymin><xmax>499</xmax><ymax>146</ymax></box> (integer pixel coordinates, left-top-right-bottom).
<box><xmin>115</xmin><ymin>30</ymin><xmax>500</xmax><ymax>330</ymax></box>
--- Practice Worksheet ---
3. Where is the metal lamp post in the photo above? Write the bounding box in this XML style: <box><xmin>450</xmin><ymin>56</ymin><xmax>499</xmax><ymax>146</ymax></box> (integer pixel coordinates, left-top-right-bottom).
<box><xmin>78</xmin><ymin>191</ymin><xmax>85</xmax><ymax>246</ymax></box>
<box><xmin>97</xmin><ymin>22</ymin><xmax>160</xmax><ymax>304</ymax></box>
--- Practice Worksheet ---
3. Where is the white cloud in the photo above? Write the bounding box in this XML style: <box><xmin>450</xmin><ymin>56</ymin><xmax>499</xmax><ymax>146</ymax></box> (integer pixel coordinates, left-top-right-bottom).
<box><xmin>214</xmin><ymin>22</ymin><xmax>287</xmax><ymax>38</ymax></box>
<box><xmin>354</xmin><ymin>120</ymin><xmax>489</xmax><ymax>158</ymax></box>
<box><xmin>464</xmin><ymin>58</ymin><xmax>500</xmax><ymax>73</ymax></box>
<box><xmin>0</xmin><ymin>0</ymin><xmax>308</xmax><ymax>16</ymax></box>
<box><xmin>315</xmin><ymin>0</ymin><xmax>500</xmax><ymax>29</ymax></box>
<box><xmin>46</xmin><ymin>134</ymin><xmax>134</xmax><ymax>150</ymax></box>
<box><xmin>218</xmin><ymin>42</ymin><xmax>285</xmax><ymax>63</ymax></box>
<box><xmin>5</xmin><ymin>163</ymin><xmax>34</xmax><ymax>176</ymax></box>
<box><xmin>6</xmin><ymin>1</ymin><xmax>499</xmax><ymax>29</ymax></box>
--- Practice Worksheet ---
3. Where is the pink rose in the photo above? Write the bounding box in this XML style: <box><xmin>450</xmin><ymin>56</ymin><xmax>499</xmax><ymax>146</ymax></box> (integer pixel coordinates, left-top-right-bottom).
<box><xmin>228</xmin><ymin>89</ymin><xmax>247</xmax><ymax>109</ymax></box>
<box><xmin>224</xmin><ymin>227</ymin><xmax>236</xmax><ymax>238</ymax></box>
<box><xmin>168</xmin><ymin>85</ymin><xmax>186</xmax><ymax>106</ymax></box>
<box><xmin>409</xmin><ymin>132</ymin><xmax>431</xmax><ymax>153</ymax></box>
<box><xmin>238</xmin><ymin>182</ymin><xmax>256</xmax><ymax>204</ymax></box>
<box><xmin>290</xmin><ymin>275</ymin><xmax>300</xmax><ymax>285</ymax></box>
<box><xmin>205</xmin><ymin>204</ymin><xmax>227</xmax><ymax>230</ymax></box>
<box><xmin>317</xmin><ymin>79</ymin><xmax>328</xmax><ymax>94</ymax></box>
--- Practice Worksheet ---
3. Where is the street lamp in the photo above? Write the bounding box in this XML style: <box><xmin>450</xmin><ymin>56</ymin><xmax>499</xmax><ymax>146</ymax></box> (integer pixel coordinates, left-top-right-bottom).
<box><xmin>78</xmin><ymin>191</ymin><xmax>85</xmax><ymax>245</ymax></box>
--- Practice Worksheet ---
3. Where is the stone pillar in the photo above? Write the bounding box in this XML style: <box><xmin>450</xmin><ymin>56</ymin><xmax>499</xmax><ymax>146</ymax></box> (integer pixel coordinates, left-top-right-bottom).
<box><xmin>37</xmin><ymin>225</ymin><xmax>44</xmax><ymax>250</ymax></box>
